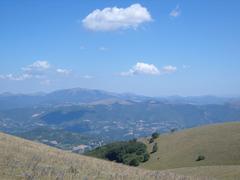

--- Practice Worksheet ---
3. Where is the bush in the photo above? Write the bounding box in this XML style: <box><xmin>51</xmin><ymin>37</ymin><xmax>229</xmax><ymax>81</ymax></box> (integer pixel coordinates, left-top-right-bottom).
<box><xmin>149</xmin><ymin>138</ymin><xmax>154</xmax><ymax>144</ymax></box>
<box><xmin>151</xmin><ymin>132</ymin><xmax>159</xmax><ymax>139</ymax></box>
<box><xmin>143</xmin><ymin>153</ymin><xmax>150</xmax><ymax>162</ymax></box>
<box><xmin>196</xmin><ymin>155</ymin><xmax>205</xmax><ymax>161</ymax></box>
<box><xmin>170</xmin><ymin>128</ymin><xmax>177</xmax><ymax>133</ymax></box>
<box><xmin>129</xmin><ymin>158</ymin><xmax>139</xmax><ymax>166</ymax></box>
<box><xmin>152</xmin><ymin>143</ymin><xmax>158</xmax><ymax>153</ymax></box>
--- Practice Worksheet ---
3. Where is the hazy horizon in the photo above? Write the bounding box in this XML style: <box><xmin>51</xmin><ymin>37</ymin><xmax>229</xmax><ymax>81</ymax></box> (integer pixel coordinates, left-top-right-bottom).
<box><xmin>0</xmin><ymin>86</ymin><xmax>239</xmax><ymax>98</ymax></box>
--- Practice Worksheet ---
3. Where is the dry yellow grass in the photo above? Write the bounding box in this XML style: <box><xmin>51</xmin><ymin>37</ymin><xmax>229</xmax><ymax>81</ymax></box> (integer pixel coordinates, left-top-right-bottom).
<box><xmin>168</xmin><ymin>165</ymin><xmax>240</xmax><ymax>180</ymax></box>
<box><xmin>0</xmin><ymin>132</ymin><xmax>211</xmax><ymax>180</ymax></box>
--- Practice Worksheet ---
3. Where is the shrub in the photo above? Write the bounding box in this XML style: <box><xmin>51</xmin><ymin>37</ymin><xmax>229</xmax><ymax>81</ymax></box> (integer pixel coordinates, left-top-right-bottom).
<box><xmin>149</xmin><ymin>138</ymin><xmax>154</xmax><ymax>144</ymax></box>
<box><xmin>129</xmin><ymin>158</ymin><xmax>139</xmax><ymax>166</ymax></box>
<box><xmin>152</xmin><ymin>143</ymin><xmax>158</xmax><ymax>153</ymax></box>
<box><xmin>151</xmin><ymin>132</ymin><xmax>159</xmax><ymax>139</ymax></box>
<box><xmin>170</xmin><ymin>128</ymin><xmax>177</xmax><ymax>133</ymax></box>
<box><xmin>143</xmin><ymin>153</ymin><xmax>150</xmax><ymax>162</ymax></box>
<box><xmin>196</xmin><ymin>155</ymin><xmax>205</xmax><ymax>161</ymax></box>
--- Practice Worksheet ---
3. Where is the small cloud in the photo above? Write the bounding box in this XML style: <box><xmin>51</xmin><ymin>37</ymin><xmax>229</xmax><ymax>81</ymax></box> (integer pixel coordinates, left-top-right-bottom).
<box><xmin>0</xmin><ymin>73</ymin><xmax>32</xmax><ymax>81</ymax></box>
<box><xmin>121</xmin><ymin>62</ymin><xmax>160</xmax><ymax>76</ymax></box>
<box><xmin>22</xmin><ymin>61</ymin><xmax>50</xmax><ymax>72</ymax></box>
<box><xmin>82</xmin><ymin>4</ymin><xmax>152</xmax><ymax>31</ymax></box>
<box><xmin>56</xmin><ymin>68</ymin><xmax>71</xmax><ymax>75</ymax></box>
<box><xmin>162</xmin><ymin>65</ymin><xmax>177</xmax><ymax>73</ymax></box>
<box><xmin>169</xmin><ymin>5</ymin><xmax>181</xmax><ymax>18</ymax></box>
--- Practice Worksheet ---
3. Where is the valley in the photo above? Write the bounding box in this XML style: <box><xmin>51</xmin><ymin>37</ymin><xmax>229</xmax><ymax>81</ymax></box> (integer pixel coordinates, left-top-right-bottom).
<box><xmin>0</xmin><ymin>88</ymin><xmax>240</xmax><ymax>153</ymax></box>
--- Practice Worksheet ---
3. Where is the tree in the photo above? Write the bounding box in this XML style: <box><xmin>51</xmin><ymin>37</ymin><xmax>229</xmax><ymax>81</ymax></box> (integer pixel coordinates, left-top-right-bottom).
<box><xmin>86</xmin><ymin>141</ymin><xmax>150</xmax><ymax>166</ymax></box>
<box><xmin>152</xmin><ymin>143</ymin><xmax>158</xmax><ymax>153</ymax></box>
<box><xmin>151</xmin><ymin>132</ymin><xmax>159</xmax><ymax>139</ymax></box>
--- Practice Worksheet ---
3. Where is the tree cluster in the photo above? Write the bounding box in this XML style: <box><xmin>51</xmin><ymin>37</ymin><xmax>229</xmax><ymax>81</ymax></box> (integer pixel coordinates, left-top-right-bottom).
<box><xmin>86</xmin><ymin>140</ymin><xmax>150</xmax><ymax>166</ymax></box>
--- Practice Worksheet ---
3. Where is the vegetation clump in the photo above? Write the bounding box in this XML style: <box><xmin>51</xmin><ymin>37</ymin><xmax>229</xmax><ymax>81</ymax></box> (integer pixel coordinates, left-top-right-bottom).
<box><xmin>196</xmin><ymin>155</ymin><xmax>205</xmax><ymax>161</ymax></box>
<box><xmin>149</xmin><ymin>132</ymin><xmax>160</xmax><ymax>144</ymax></box>
<box><xmin>152</xmin><ymin>143</ymin><xmax>158</xmax><ymax>153</ymax></box>
<box><xmin>85</xmin><ymin>140</ymin><xmax>149</xmax><ymax>166</ymax></box>
<box><xmin>149</xmin><ymin>138</ymin><xmax>154</xmax><ymax>144</ymax></box>
<box><xmin>151</xmin><ymin>132</ymin><xmax>159</xmax><ymax>139</ymax></box>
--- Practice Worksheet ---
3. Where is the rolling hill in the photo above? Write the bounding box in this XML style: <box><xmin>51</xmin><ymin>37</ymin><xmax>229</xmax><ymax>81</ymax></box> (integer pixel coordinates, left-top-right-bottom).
<box><xmin>140</xmin><ymin>122</ymin><xmax>240</xmax><ymax>172</ymax></box>
<box><xmin>0</xmin><ymin>132</ymin><xmax>204</xmax><ymax>180</ymax></box>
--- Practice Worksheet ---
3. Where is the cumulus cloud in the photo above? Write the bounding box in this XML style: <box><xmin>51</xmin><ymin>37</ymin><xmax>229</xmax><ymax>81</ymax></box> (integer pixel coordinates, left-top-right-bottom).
<box><xmin>169</xmin><ymin>5</ymin><xmax>181</xmax><ymax>17</ymax></box>
<box><xmin>56</xmin><ymin>68</ymin><xmax>71</xmax><ymax>75</ymax></box>
<box><xmin>82</xmin><ymin>4</ymin><xmax>152</xmax><ymax>31</ymax></box>
<box><xmin>121</xmin><ymin>62</ymin><xmax>177</xmax><ymax>76</ymax></box>
<box><xmin>121</xmin><ymin>62</ymin><xmax>160</xmax><ymax>76</ymax></box>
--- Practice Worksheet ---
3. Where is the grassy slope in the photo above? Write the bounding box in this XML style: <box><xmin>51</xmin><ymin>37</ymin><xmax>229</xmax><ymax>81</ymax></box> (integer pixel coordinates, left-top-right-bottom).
<box><xmin>168</xmin><ymin>165</ymin><xmax>240</xmax><ymax>180</ymax></box>
<box><xmin>140</xmin><ymin>122</ymin><xmax>240</xmax><ymax>170</ymax></box>
<box><xmin>0</xmin><ymin>132</ymin><xmax>205</xmax><ymax>180</ymax></box>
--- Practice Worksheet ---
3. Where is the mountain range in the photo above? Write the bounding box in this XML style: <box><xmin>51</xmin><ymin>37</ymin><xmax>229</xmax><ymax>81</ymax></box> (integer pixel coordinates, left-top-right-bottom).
<box><xmin>0</xmin><ymin>88</ymin><xmax>240</xmax><ymax>152</ymax></box>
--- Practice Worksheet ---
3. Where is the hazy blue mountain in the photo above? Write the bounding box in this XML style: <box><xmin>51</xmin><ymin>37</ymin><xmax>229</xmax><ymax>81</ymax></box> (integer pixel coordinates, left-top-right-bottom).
<box><xmin>0</xmin><ymin>88</ymin><xmax>152</xmax><ymax>110</ymax></box>
<box><xmin>1</xmin><ymin>88</ymin><xmax>240</xmax><ymax>150</ymax></box>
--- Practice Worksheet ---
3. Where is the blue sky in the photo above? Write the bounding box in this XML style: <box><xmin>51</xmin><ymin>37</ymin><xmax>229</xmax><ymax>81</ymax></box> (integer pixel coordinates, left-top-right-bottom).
<box><xmin>0</xmin><ymin>0</ymin><xmax>240</xmax><ymax>96</ymax></box>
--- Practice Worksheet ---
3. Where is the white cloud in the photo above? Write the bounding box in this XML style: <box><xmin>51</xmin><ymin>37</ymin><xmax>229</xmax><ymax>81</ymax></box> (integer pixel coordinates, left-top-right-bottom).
<box><xmin>162</xmin><ymin>65</ymin><xmax>177</xmax><ymax>73</ymax></box>
<box><xmin>121</xmin><ymin>62</ymin><xmax>177</xmax><ymax>76</ymax></box>
<box><xmin>0</xmin><ymin>61</ymin><xmax>93</xmax><ymax>83</ymax></box>
<box><xmin>170</xmin><ymin>5</ymin><xmax>181</xmax><ymax>17</ymax></box>
<box><xmin>0</xmin><ymin>73</ymin><xmax>32</xmax><ymax>81</ymax></box>
<box><xmin>56</xmin><ymin>68</ymin><xmax>71</xmax><ymax>75</ymax></box>
<box><xmin>82</xmin><ymin>4</ymin><xmax>152</xmax><ymax>31</ymax></box>
<box><xmin>0</xmin><ymin>61</ymin><xmax>71</xmax><ymax>82</ymax></box>
<box><xmin>22</xmin><ymin>61</ymin><xmax>50</xmax><ymax>72</ymax></box>
<box><xmin>121</xmin><ymin>62</ymin><xmax>160</xmax><ymax>76</ymax></box>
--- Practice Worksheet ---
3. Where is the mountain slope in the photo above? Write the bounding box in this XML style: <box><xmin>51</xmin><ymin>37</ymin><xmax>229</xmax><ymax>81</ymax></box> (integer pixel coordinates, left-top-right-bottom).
<box><xmin>0</xmin><ymin>132</ymin><xmax>201</xmax><ymax>180</ymax></box>
<box><xmin>140</xmin><ymin>122</ymin><xmax>240</xmax><ymax>170</ymax></box>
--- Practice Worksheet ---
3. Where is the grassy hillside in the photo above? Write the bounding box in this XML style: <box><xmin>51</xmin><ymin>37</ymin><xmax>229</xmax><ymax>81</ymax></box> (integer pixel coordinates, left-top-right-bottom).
<box><xmin>140</xmin><ymin>122</ymin><xmax>240</xmax><ymax>170</ymax></box>
<box><xmin>0</xmin><ymin>132</ymin><xmax>204</xmax><ymax>180</ymax></box>
<box><xmin>168</xmin><ymin>165</ymin><xmax>240</xmax><ymax>180</ymax></box>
